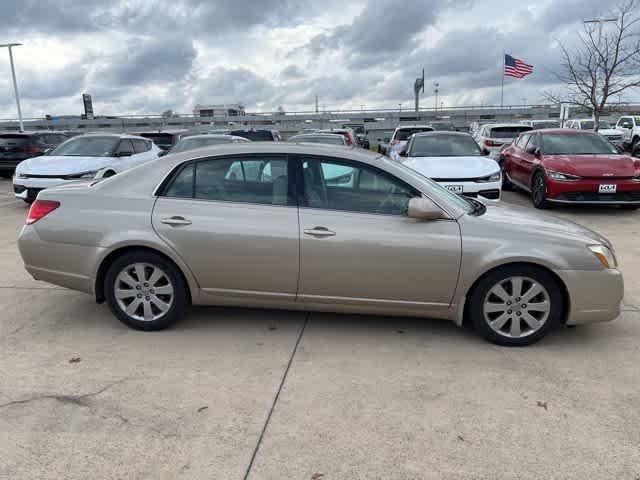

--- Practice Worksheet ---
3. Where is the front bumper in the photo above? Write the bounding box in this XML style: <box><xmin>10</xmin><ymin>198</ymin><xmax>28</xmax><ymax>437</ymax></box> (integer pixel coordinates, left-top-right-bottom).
<box><xmin>436</xmin><ymin>179</ymin><xmax>502</xmax><ymax>200</ymax></box>
<box><xmin>547</xmin><ymin>178</ymin><xmax>640</xmax><ymax>205</ymax></box>
<box><xmin>557</xmin><ymin>268</ymin><xmax>624</xmax><ymax>325</ymax></box>
<box><xmin>13</xmin><ymin>176</ymin><xmax>76</xmax><ymax>200</ymax></box>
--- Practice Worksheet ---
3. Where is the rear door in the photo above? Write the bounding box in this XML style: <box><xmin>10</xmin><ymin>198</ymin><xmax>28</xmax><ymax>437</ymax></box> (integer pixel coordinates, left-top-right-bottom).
<box><xmin>295</xmin><ymin>155</ymin><xmax>461</xmax><ymax>311</ymax></box>
<box><xmin>152</xmin><ymin>154</ymin><xmax>299</xmax><ymax>303</ymax></box>
<box><xmin>507</xmin><ymin>133</ymin><xmax>530</xmax><ymax>184</ymax></box>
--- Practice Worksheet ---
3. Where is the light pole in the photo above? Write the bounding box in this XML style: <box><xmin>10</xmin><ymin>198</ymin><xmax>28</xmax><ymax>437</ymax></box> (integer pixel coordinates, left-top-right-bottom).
<box><xmin>398</xmin><ymin>103</ymin><xmax>402</xmax><ymax>114</ymax></box>
<box><xmin>0</xmin><ymin>43</ymin><xmax>24</xmax><ymax>132</ymax></box>
<box><xmin>434</xmin><ymin>82</ymin><xmax>439</xmax><ymax>112</ymax></box>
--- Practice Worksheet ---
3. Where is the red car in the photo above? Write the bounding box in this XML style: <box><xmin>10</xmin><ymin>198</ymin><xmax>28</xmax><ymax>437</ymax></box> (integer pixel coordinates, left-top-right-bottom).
<box><xmin>501</xmin><ymin>129</ymin><xmax>640</xmax><ymax>209</ymax></box>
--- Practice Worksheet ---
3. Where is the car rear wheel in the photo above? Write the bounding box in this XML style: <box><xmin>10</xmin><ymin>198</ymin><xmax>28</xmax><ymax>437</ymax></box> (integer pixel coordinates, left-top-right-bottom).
<box><xmin>468</xmin><ymin>265</ymin><xmax>563</xmax><ymax>346</ymax></box>
<box><xmin>531</xmin><ymin>172</ymin><xmax>548</xmax><ymax>209</ymax></box>
<box><xmin>104</xmin><ymin>251</ymin><xmax>188</xmax><ymax>331</ymax></box>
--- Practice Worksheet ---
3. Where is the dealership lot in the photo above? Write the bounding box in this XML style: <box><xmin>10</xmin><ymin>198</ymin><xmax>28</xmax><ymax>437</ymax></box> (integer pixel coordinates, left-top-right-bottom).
<box><xmin>0</xmin><ymin>177</ymin><xmax>639</xmax><ymax>479</ymax></box>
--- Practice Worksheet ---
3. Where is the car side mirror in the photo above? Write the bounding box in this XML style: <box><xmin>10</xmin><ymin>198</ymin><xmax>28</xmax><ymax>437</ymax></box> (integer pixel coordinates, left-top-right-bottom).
<box><xmin>407</xmin><ymin>197</ymin><xmax>444</xmax><ymax>221</ymax></box>
<box><xmin>157</xmin><ymin>150</ymin><xmax>168</xmax><ymax>157</ymax></box>
<box><xmin>116</xmin><ymin>151</ymin><xmax>133</xmax><ymax>157</ymax></box>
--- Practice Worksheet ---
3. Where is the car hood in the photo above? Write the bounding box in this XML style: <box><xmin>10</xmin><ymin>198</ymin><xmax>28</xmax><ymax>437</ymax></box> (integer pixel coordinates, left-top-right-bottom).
<box><xmin>476</xmin><ymin>200</ymin><xmax>611</xmax><ymax>246</ymax></box>
<box><xmin>402</xmin><ymin>155</ymin><xmax>499</xmax><ymax>179</ymax></box>
<box><xmin>543</xmin><ymin>154</ymin><xmax>638</xmax><ymax>178</ymax></box>
<box><xmin>16</xmin><ymin>155</ymin><xmax>111</xmax><ymax>175</ymax></box>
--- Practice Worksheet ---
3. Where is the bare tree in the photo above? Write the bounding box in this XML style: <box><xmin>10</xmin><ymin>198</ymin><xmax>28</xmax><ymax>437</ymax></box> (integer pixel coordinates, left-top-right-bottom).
<box><xmin>545</xmin><ymin>0</ymin><xmax>640</xmax><ymax>130</ymax></box>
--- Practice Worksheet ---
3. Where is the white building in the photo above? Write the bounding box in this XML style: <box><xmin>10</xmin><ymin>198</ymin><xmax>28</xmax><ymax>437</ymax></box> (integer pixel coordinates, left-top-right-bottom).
<box><xmin>193</xmin><ymin>104</ymin><xmax>245</xmax><ymax>117</ymax></box>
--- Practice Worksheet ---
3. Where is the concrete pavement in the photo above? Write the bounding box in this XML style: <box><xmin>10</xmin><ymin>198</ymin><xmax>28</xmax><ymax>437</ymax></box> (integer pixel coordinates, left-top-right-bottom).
<box><xmin>0</xmin><ymin>178</ymin><xmax>638</xmax><ymax>479</ymax></box>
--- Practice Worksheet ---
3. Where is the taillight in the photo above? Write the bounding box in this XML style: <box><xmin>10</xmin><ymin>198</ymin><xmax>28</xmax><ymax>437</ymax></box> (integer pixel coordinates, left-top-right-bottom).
<box><xmin>20</xmin><ymin>146</ymin><xmax>43</xmax><ymax>155</ymax></box>
<box><xmin>26</xmin><ymin>200</ymin><xmax>60</xmax><ymax>225</ymax></box>
<box><xmin>484</xmin><ymin>140</ymin><xmax>502</xmax><ymax>147</ymax></box>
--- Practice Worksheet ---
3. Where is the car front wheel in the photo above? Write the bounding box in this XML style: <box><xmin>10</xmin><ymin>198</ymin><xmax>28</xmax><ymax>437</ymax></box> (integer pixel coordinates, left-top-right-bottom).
<box><xmin>531</xmin><ymin>172</ymin><xmax>548</xmax><ymax>209</ymax></box>
<box><xmin>104</xmin><ymin>251</ymin><xmax>188</xmax><ymax>331</ymax></box>
<box><xmin>468</xmin><ymin>265</ymin><xmax>563</xmax><ymax>346</ymax></box>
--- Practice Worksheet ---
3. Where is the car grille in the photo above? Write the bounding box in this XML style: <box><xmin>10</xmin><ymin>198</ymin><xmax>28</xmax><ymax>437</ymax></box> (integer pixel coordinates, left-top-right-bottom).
<box><xmin>464</xmin><ymin>189</ymin><xmax>500</xmax><ymax>200</ymax></box>
<box><xmin>555</xmin><ymin>191</ymin><xmax>640</xmax><ymax>202</ymax></box>
<box><xmin>605</xmin><ymin>135</ymin><xmax>622</xmax><ymax>141</ymax></box>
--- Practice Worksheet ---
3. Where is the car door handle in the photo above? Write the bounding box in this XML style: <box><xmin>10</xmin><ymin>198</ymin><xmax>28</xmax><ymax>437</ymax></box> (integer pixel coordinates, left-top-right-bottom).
<box><xmin>303</xmin><ymin>227</ymin><xmax>336</xmax><ymax>237</ymax></box>
<box><xmin>161</xmin><ymin>216</ymin><xmax>192</xmax><ymax>226</ymax></box>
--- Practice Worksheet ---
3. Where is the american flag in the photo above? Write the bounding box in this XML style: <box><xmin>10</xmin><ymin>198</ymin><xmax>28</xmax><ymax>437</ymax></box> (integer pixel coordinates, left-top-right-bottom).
<box><xmin>504</xmin><ymin>54</ymin><xmax>533</xmax><ymax>78</ymax></box>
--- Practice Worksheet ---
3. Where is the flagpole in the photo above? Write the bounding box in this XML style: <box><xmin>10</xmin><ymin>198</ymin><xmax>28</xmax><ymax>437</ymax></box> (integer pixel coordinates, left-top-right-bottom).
<box><xmin>500</xmin><ymin>52</ymin><xmax>505</xmax><ymax>108</ymax></box>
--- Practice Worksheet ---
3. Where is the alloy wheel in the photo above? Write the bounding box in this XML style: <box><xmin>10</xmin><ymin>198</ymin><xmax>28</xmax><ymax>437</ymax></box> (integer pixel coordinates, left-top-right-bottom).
<box><xmin>482</xmin><ymin>276</ymin><xmax>551</xmax><ymax>339</ymax></box>
<box><xmin>114</xmin><ymin>263</ymin><xmax>174</xmax><ymax>322</ymax></box>
<box><xmin>532</xmin><ymin>174</ymin><xmax>546</xmax><ymax>206</ymax></box>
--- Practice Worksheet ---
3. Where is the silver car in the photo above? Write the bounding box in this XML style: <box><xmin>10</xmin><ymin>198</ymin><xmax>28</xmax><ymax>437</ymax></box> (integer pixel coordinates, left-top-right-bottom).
<box><xmin>18</xmin><ymin>144</ymin><xmax>623</xmax><ymax>346</ymax></box>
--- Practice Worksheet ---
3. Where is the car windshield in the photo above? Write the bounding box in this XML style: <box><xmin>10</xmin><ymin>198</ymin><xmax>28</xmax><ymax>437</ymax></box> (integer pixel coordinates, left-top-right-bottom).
<box><xmin>542</xmin><ymin>134</ymin><xmax>619</xmax><ymax>155</ymax></box>
<box><xmin>290</xmin><ymin>135</ymin><xmax>344</xmax><ymax>145</ymax></box>
<box><xmin>48</xmin><ymin>136</ymin><xmax>119</xmax><ymax>157</ymax></box>
<box><xmin>532</xmin><ymin>121</ymin><xmax>560</xmax><ymax>129</ymax></box>
<box><xmin>489</xmin><ymin>126</ymin><xmax>532</xmax><ymax>138</ymax></box>
<box><xmin>170</xmin><ymin>136</ymin><xmax>233</xmax><ymax>154</ymax></box>
<box><xmin>409</xmin><ymin>134</ymin><xmax>482</xmax><ymax>157</ymax></box>
<box><xmin>395</xmin><ymin>128</ymin><xmax>433</xmax><ymax>141</ymax></box>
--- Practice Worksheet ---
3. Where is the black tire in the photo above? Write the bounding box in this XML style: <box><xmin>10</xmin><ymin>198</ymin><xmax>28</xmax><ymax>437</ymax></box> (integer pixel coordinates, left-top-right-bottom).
<box><xmin>104</xmin><ymin>250</ymin><xmax>188</xmax><ymax>331</ymax></box>
<box><xmin>499</xmin><ymin>158</ymin><xmax>514</xmax><ymax>191</ymax></box>
<box><xmin>531</xmin><ymin>171</ymin><xmax>549</xmax><ymax>209</ymax></box>
<box><xmin>468</xmin><ymin>265</ymin><xmax>564</xmax><ymax>346</ymax></box>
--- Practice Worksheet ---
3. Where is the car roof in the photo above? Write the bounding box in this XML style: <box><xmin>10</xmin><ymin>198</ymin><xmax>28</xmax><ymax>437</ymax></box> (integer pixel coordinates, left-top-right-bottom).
<box><xmin>394</xmin><ymin>125</ymin><xmax>433</xmax><ymax>130</ymax></box>
<box><xmin>79</xmin><ymin>132</ymin><xmax>151</xmax><ymax>140</ymax></box>
<box><xmin>483</xmin><ymin>123</ymin><xmax>533</xmax><ymax>129</ymax></box>
<box><xmin>291</xmin><ymin>133</ymin><xmax>344</xmax><ymax>138</ymax></box>
<box><xmin>411</xmin><ymin>131</ymin><xmax>471</xmax><ymax>138</ymax></box>
<box><xmin>530</xmin><ymin>128</ymin><xmax>595</xmax><ymax>135</ymax></box>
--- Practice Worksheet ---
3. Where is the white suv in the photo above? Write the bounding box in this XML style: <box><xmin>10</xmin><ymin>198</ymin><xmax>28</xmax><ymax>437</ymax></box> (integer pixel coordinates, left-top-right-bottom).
<box><xmin>615</xmin><ymin>116</ymin><xmax>640</xmax><ymax>150</ymax></box>
<box><xmin>565</xmin><ymin>119</ymin><xmax>623</xmax><ymax>147</ymax></box>
<box><xmin>13</xmin><ymin>133</ymin><xmax>160</xmax><ymax>203</ymax></box>
<box><xmin>474</xmin><ymin>124</ymin><xmax>532</xmax><ymax>158</ymax></box>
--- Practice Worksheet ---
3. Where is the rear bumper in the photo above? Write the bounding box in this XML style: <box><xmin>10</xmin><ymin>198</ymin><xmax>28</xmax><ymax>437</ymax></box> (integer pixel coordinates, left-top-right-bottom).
<box><xmin>557</xmin><ymin>268</ymin><xmax>624</xmax><ymax>325</ymax></box>
<box><xmin>18</xmin><ymin>225</ymin><xmax>102</xmax><ymax>295</ymax></box>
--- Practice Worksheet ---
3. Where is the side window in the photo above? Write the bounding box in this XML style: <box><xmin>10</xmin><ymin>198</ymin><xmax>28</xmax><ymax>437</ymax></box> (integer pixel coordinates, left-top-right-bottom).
<box><xmin>164</xmin><ymin>163</ymin><xmax>194</xmax><ymax>198</ymax></box>
<box><xmin>301</xmin><ymin>158</ymin><xmax>415</xmax><ymax>216</ymax></box>
<box><xmin>195</xmin><ymin>156</ymin><xmax>289</xmax><ymax>206</ymax></box>
<box><xmin>132</xmin><ymin>139</ymin><xmax>150</xmax><ymax>153</ymax></box>
<box><xmin>116</xmin><ymin>139</ymin><xmax>135</xmax><ymax>155</ymax></box>
<box><xmin>526</xmin><ymin>134</ymin><xmax>539</xmax><ymax>151</ymax></box>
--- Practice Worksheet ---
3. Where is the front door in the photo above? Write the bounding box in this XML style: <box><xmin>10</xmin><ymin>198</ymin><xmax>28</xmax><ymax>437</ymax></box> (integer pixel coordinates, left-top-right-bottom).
<box><xmin>152</xmin><ymin>154</ymin><xmax>299</xmax><ymax>302</ymax></box>
<box><xmin>295</xmin><ymin>155</ymin><xmax>461</xmax><ymax>311</ymax></box>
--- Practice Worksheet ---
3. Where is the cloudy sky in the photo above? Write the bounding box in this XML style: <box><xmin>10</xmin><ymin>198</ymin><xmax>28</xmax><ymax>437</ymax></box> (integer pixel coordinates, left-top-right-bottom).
<box><xmin>0</xmin><ymin>0</ymin><xmax>634</xmax><ymax>119</ymax></box>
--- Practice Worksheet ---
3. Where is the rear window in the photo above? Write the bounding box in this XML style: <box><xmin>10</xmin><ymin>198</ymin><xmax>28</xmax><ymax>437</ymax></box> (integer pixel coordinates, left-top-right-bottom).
<box><xmin>139</xmin><ymin>133</ymin><xmax>175</xmax><ymax>147</ymax></box>
<box><xmin>230</xmin><ymin>130</ymin><xmax>275</xmax><ymax>141</ymax></box>
<box><xmin>0</xmin><ymin>135</ymin><xmax>30</xmax><ymax>146</ymax></box>
<box><xmin>394</xmin><ymin>127</ymin><xmax>434</xmax><ymax>141</ymax></box>
<box><xmin>489</xmin><ymin>127</ymin><xmax>532</xmax><ymax>138</ymax></box>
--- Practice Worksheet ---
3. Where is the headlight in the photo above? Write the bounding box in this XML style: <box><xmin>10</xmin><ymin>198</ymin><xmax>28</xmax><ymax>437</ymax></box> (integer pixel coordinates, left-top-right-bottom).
<box><xmin>476</xmin><ymin>171</ymin><xmax>501</xmax><ymax>183</ymax></box>
<box><xmin>588</xmin><ymin>244</ymin><xmax>618</xmax><ymax>269</ymax></box>
<box><xmin>547</xmin><ymin>170</ymin><xmax>581</xmax><ymax>181</ymax></box>
<box><xmin>67</xmin><ymin>170</ymin><xmax>99</xmax><ymax>179</ymax></box>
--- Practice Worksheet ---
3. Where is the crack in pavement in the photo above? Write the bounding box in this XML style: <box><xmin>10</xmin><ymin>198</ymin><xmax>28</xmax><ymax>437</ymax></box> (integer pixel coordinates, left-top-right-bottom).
<box><xmin>0</xmin><ymin>378</ymin><xmax>129</xmax><ymax>410</ymax></box>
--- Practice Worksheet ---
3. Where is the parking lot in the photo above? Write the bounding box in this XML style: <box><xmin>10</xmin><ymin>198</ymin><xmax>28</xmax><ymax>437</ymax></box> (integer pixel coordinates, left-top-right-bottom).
<box><xmin>0</xmin><ymin>176</ymin><xmax>639</xmax><ymax>479</ymax></box>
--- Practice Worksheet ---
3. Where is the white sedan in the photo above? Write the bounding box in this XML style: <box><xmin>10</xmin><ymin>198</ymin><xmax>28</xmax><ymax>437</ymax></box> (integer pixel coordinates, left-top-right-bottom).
<box><xmin>398</xmin><ymin>131</ymin><xmax>502</xmax><ymax>200</ymax></box>
<box><xmin>13</xmin><ymin>133</ymin><xmax>161</xmax><ymax>203</ymax></box>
